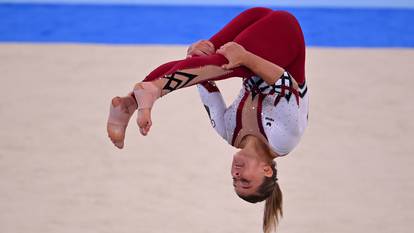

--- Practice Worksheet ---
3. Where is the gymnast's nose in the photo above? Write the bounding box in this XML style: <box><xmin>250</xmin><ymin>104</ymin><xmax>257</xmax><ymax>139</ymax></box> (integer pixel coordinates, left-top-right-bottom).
<box><xmin>232</xmin><ymin>170</ymin><xmax>241</xmax><ymax>178</ymax></box>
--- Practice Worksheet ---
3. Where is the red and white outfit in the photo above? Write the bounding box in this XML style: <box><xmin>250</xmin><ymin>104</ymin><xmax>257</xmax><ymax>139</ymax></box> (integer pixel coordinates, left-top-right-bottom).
<box><xmin>198</xmin><ymin>72</ymin><xmax>308</xmax><ymax>156</ymax></box>
<box><xmin>140</xmin><ymin>8</ymin><xmax>308</xmax><ymax>155</ymax></box>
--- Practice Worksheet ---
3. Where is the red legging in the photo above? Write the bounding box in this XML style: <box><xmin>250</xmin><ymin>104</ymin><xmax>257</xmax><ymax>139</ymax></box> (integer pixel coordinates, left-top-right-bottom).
<box><xmin>143</xmin><ymin>7</ymin><xmax>306</xmax><ymax>95</ymax></box>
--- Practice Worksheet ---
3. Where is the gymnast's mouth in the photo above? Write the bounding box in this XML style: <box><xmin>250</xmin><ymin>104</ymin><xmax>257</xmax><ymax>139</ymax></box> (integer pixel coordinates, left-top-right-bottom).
<box><xmin>234</xmin><ymin>163</ymin><xmax>244</xmax><ymax>168</ymax></box>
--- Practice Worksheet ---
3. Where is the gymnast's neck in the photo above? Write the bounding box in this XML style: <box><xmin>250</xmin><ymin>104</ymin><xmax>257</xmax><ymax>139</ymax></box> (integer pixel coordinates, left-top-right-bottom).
<box><xmin>239</xmin><ymin>135</ymin><xmax>277</xmax><ymax>162</ymax></box>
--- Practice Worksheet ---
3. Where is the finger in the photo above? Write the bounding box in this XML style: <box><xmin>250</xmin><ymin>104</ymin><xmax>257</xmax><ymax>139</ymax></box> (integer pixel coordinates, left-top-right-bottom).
<box><xmin>200</xmin><ymin>42</ymin><xmax>215</xmax><ymax>53</ymax></box>
<box><xmin>139</xmin><ymin>124</ymin><xmax>149</xmax><ymax>136</ymax></box>
<box><xmin>188</xmin><ymin>48</ymin><xmax>205</xmax><ymax>57</ymax></box>
<box><xmin>200</xmin><ymin>45</ymin><xmax>214</xmax><ymax>55</ymax></box>
<box><xmin>143</xmin><ymin>118</ymin><xmax>152</xmax><ymax>135</ymax></box>
<box><xmin>195</xmin><ymin>43</ymin><xmax>214</xmax><ymax>55</ymax></box>
<box><xmin>220</xmin><ymin>42</ymin><xmax>231</xmax><ymax>49</ymax></box>
<box><xmin>114</xmin><ymin>141</ymin><xmax>124</xmax><ymax>149</ymax></box>
<box><xmin>142</xmin><ymin>127</ymin><xmax>148</xmax><ymax>136</ymax></box>
<box><xmin>142</xmin><ymin>124</ymin><xmax>151</xmax><ymax>136</ymax></box>
<box><xmin>204</xmin><ymin>40</ymin><xmax>215</xmax><ymax>50</ymax></box>
<box><xmin>219</xmin><ymin>44</ymin><xmax>231</xmax><ymax>53</ymax></box>
<box><xmin>201</xmin><ymin>39</ymin><xmax>213</xmax><ymax>47</ymax></box>
<box><xmin>139</xmin><ymin>126</ymin><xmax>145</xmax><ymax>135</ymax></box>
<box><xmin>192</xmin><ymin>50</ymin><xmax>207</xmax><ymax>57</ymax></box>
<box><xmin>196</xmin><ymin>45</ymin><xmax>211</xmax><ymax>55</ymax></box>
<box><xmin>222</xmin><ymin>62</ymin><xmax>238</xmax><ymax>70</ymax></box>
<box><xmin>186</xmin><ymin>48</ymin><xmax>193</xmax><ymax>57</ymax></box>
<box><xmin>144</xmin><ymin>125</ymin><xmax>151</xmax><ymax>135</ymax></box>
<box><xmin>227</xmin><ymin>42</ymin><xmax>237</xmax><ymax>47</ymax></box>
<box><xmin>221</xmin><ymin>63</ymin><xmax>230</xmax><ymax>69</ymax></box>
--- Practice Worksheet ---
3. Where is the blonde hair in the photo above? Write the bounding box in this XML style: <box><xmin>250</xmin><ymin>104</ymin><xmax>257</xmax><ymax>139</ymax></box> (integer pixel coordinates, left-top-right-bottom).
<box><xmin>237</xmin><ymin>161</ymin><xmax>283</xmax><ymax>233</ymax></box>
<box><xmin>263</xmin><ymin>175</ymin><xmax>283</xmax><ymax>233</ymax></box>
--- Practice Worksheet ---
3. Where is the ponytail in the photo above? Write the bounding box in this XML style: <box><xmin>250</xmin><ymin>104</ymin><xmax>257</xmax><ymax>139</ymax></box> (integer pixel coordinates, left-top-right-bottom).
<box><xmin>263</xmin><ymin>181</ymin><xmax>283</xmax><ymax>233</ymax></box>
<box><xmin>236</xmin><ymin>161</ymin><xmax>283</xmax><ymax>233</ymax></box>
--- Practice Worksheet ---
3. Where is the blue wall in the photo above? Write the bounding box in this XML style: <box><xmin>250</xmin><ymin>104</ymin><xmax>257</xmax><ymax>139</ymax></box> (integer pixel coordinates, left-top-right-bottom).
<box><xmin>1</xmin><ymin>3</ymin><xmax>413</xmax><ymax>47</ymax></box>
<box><xmin>2</xmin><ymin>0</ymin><xmax>414</xmax><ymax>8</ymax></box>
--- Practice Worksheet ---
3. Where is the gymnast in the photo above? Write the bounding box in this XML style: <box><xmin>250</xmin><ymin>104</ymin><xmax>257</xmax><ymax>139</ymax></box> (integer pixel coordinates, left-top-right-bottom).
<box><xmin>107</xmin><ymin>7</ymin><xmax>308</xmax><ymax>233</ymax></box>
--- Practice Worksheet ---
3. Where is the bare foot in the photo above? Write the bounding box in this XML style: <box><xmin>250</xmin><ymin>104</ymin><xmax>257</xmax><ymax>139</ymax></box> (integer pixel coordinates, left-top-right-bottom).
<box><xmin>107</xmin><ymin>95</ymin><xmax>137</xmax><ymax>149</ymax></box>
<box><xmin>133</xmin><ymin>82</ymin><xmax>161</xmax><ymax>136</ymax></box>
<box><xmin>137</xmin><ymin>108</ymin><xmax>152</xmax><ymax>136</ymax></box>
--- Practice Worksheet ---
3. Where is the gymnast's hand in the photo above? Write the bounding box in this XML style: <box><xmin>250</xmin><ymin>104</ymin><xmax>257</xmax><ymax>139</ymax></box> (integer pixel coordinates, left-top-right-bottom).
<box><xmin>187</xmin><ymin>40</ymin><xmax>215</xmax><ymax>57</ymax></box>
<box><xmin>217</xmin><ymin>42</ymin><xmax>247</xmax><ymax>70</ymax></box>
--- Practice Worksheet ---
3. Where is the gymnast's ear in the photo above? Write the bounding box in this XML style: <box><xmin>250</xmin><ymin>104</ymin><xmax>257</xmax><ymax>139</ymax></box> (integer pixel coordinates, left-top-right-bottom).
<box><xmin>263</xmin><ymin>165</ymin><xmax>273</xmax><ymax>177</ymax></box>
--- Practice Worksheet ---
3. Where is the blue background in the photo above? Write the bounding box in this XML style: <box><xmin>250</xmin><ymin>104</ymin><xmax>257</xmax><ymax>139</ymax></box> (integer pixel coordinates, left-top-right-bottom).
<box><xmin>1</xmin><ymin>2</ymin><xmax>413</xmax><ymax>47</ymax></box>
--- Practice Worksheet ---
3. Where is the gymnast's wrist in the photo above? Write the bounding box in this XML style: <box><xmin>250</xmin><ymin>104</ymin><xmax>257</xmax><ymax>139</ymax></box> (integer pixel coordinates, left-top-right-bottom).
<box><xmin>241</xmin><ymin>50</ymin><xmax>256</xmax><ymax>69</ymax></box>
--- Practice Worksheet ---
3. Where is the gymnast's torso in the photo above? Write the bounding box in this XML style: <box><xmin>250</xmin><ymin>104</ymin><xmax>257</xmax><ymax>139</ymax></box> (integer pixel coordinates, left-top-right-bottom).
<box><xmin>198</xmin><ymin>72</ymin><xmax>308</xmax><ymax>156</ymax></box>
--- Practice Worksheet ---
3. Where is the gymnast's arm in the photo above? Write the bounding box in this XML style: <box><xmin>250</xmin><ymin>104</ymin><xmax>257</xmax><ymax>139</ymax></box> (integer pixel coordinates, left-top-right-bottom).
<box><xmin>197</xmin><ymin>82</ymin><xmax>228</xmax><ymax>141</ymax></box>
<box><xmin>187</xmin><ymin>40</ymin><xmax>228</xmax><ymax>140</ymax></box>
<box><xmin>217</xmin><ymin>42</ymin><xmax>299</xmax><ymax>89</ymax></box>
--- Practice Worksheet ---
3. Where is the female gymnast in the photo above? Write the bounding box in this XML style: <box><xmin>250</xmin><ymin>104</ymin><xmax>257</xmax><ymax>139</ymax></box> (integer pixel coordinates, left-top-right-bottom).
<box><xmin>107</xmin><ymin>7</ymin><xmax>308</xmax><ymax>233</ymax></box>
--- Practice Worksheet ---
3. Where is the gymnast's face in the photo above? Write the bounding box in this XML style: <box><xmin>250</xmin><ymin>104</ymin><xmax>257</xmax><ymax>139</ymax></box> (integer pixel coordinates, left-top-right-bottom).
<box><xmin>231</xmin><ymin>150</ymin><xmax>273</xmax><ymax>196</ymax></box>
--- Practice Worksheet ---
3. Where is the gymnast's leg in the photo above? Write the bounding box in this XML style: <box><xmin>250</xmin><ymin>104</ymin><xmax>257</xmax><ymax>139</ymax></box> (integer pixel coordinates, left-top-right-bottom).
<box><xmin>208</xmin><ymin>7</ymin><xmax>273</xmax><ymax>49</ymax></box>
<box><xmin>134</xmin><ymin>11</ymin><xmax>306</xmax><ymax>128</ymax></box>
<box><xmin>106</xmin><ymin>60</ymin><xmax>182</xmax><ymax>148</ymax></box>
<box><xmin>138</xmin><ymin>10</ymin><xmax>305</xmax><ymax>97</ymax></box>
<box><xmin>106</xmin><ymin>52</ymin><xmax>255</xmax><ymax>147</ymax></box>
<box><xmin>138</xmin><ymin>7</ymin><xmax>274</xmax><ymax>83</ymax></box>
<box><xmin>232</xmin><ymin>10</ymin><xmax>306</xmax><ymax>84</ymax></box>
<box><xmin>106</xmin><ymin>8</ymin><xmax>295</xmax><ymax>148</ymax></box>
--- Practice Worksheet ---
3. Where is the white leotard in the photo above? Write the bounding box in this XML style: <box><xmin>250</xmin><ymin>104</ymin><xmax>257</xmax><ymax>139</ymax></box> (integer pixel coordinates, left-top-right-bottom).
<box><xmin>197</xmin><ymin>72</ymin><xmax>308</xmax><ymax>156</ymax></box>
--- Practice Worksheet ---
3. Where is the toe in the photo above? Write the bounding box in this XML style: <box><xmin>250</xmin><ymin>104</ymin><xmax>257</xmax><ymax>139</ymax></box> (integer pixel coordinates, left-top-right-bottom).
<box><xmin>114</xmin><ymin>141</ymin><xmax>124</xmax><ymax>149</ymax></box>
<box><xmin>111</xmin><ymin>96</ymin><xmax>122</xmax><ymax>107</ymax></box>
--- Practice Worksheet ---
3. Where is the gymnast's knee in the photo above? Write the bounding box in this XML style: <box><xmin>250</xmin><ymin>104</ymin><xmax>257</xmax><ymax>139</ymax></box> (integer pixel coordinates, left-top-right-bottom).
<box><xmin>170</xmin><ymin>54</ymin><xmax>228</xmax><ymax>71</ymax></box>
<box><xmin>240</xmin><ymin>7</ymin><xmax>273</xmax><ymax>18</ymax></box>
<box><xmin>269</xmin><ymin>10</ymin><xmax>298</xmax><ymax>22</ymax></box>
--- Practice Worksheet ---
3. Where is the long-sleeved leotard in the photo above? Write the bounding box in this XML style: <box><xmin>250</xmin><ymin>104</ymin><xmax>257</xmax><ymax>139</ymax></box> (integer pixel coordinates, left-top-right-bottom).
<box><xmin>198</xmin><ymin>73</ymin><xmax>308</xmax><ymax>156</ymax></box>
<box><xmin>141</xmin><ymin>8</ymin><xmax>308</xmax><ymax>156</ymax></box>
